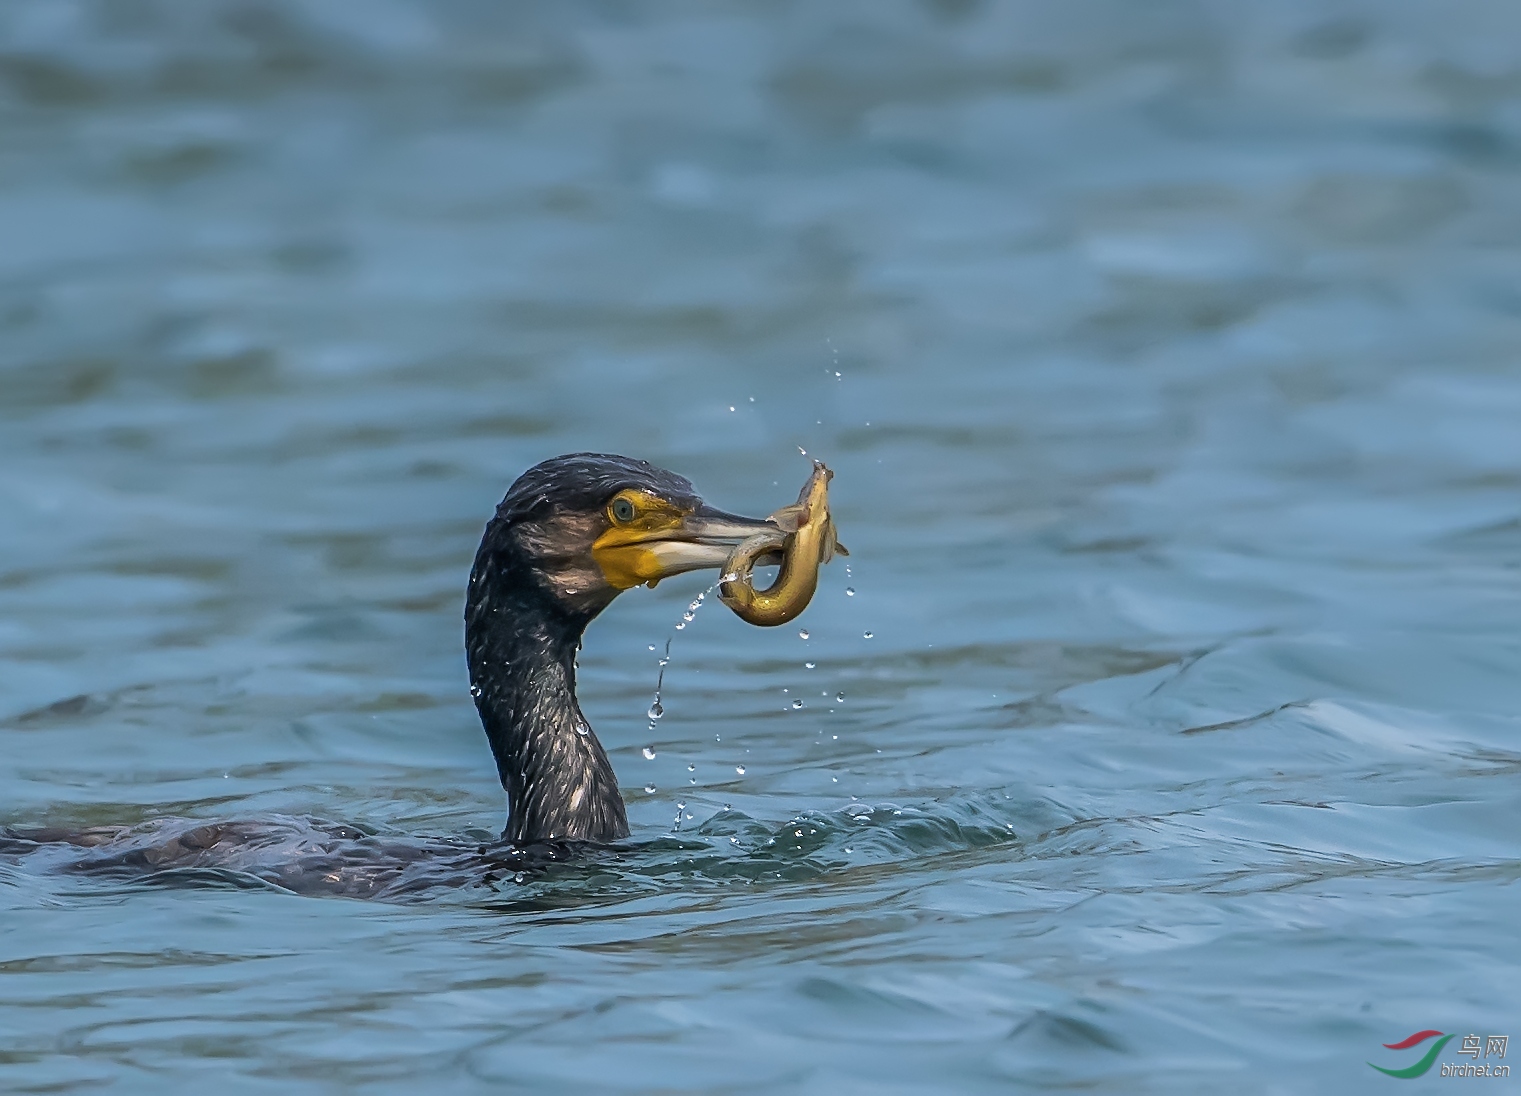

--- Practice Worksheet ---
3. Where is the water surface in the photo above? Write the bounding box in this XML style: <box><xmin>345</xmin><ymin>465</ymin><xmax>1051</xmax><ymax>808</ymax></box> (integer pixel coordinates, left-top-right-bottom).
<box><xmin>2</xmin><ymin>1</ymin><xmax>1520</xmax><ymax>1091</ymax></box>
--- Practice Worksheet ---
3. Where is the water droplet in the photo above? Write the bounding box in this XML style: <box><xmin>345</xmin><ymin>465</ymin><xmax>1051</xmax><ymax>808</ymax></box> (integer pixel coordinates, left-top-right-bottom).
<box><xmin>728</xmin><ymin>405</ymin><xmax>736</xmax><ymax>412</ymax></box>
<box><xmin>642</xmin><ymin>746</ymin><xmax>657</xmax><ymax>760</ymax></box>
<box><xmin>469</xmin><ymin>684</ymin><xmax>481</xmax><ymax>697</ymax></box>
<box><xmin>831</xmin><ymin>776</ymin><xmax>838</xmax><ymax>782</ymax></box>
<box><xmin>845</xmin><ymin>587</ymin><xmax>855</xmax><ymax>597</ymax></box>
<box><xmin>644</xmin><ymin>784</ymin><xmax>656</xmax><ymax>794</ymax></box>
<box><xmin>658</xmin><ymin>656</ymin><xmax>669</xmax><ymax>667</ymax></box>
<box><xmin>682</xmin><ymin>610</ymin><xmax>695</xmax><ymax>623</ymax></box>
<box><xmin>689</xmin><ymin>777</ymin><xmax>696</xmax><ymax>784</ymax></box>
<box><xmin>687</xmin><ymin>764</ymin><xmax>696</xmax><ymax>772</ymax></box>
<box><xmin>674</xmin><ymin>622</ymin><xmax>686</xmax><ymax>630</ymax></box>
<box><xmin>805</xmin><ymin>661</ymin><xmax>816</xmax><ymax>670</ymax></box>
<box><xmin>513</xmin><ymin>871</ymin><xmax>526</xmax><ymax>884</ymax></box>
<box><xmin>798</xmin><ymin>629</ymin><xmax>810</xmax><ymax>640</ymax></box>
<box><xmin>575</xmin><ymin>723</ymin><xmax>588</xmax><ymax>736</ymax></box>
<box><xmin>735</xmin><ymin>765</ymin><xmax>746</xmax><ymax>775</ymax></box>
<box><xmin>863</xmin><ymin>631</ymin><xmax>874</xmax><ymax>639</ymax></box>
<box><xmin>748</xmin><ymin>396</ymin><xmax>755</xmax><ymax>402</ymax></box>
<box><xmin>648</xmin><ymin>644</ymin><xmax>656</xmax><ymax>651</ymax></box>
<box><xmin>834</xmin><ymin>371</ymin><xmax>841</xmax><ymax>378</ymax></box>
<box><xmin>792</xmin><ymin>699</ymin><xmax>805</xmax><ymax>709</ymax></box>
<box><xmin>797</xmin><ymin>446</ymin><xmax>807</xmax><ymax>455</ymax></box>
<box><xmin>648</xmin><ymin>701</ymin><xmax>664</xmax><ymax>720</ymax></box>
<box><xmin>836</xmin><ymin>692</ymin><xmax>845</xmax><ymax>702</ymax></box>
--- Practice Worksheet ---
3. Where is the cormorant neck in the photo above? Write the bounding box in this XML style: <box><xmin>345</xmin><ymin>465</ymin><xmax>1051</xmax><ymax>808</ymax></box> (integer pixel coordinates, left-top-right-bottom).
<box><xmin>465</xmin><ymin>543</ymin><xmax>629</xmax><ymax>846</ymax></box>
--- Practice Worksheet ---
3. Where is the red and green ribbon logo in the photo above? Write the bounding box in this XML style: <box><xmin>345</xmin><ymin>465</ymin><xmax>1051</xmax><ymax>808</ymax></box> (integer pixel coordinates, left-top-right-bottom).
<box><xmin>1369</xmin><ymin>1031</ymin><xmax>1454</xmax><ymax>1078</ymax></box>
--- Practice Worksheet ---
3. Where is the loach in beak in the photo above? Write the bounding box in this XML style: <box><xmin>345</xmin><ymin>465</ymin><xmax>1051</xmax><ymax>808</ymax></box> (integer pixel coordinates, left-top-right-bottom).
<box><xmin>589</xmin><ymin>462</ymin><xmax>843</xmax><ymax>617</ymax></box>
<box><xmin>719</xmin><ymin>461</ymin><xmax>846</xmax><ymax>627</ymax></box>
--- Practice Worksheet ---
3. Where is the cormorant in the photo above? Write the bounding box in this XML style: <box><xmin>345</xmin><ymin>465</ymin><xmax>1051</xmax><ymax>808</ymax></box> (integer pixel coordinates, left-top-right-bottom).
<box><xmin>1</xmin><ymin>453</ymin><xmax>840</xmax><ymax>896</ymax></box>
<box><xmin>466</xmin><ymin>452</ymin><xmax>798</xmax><ymax>846</ymax></box>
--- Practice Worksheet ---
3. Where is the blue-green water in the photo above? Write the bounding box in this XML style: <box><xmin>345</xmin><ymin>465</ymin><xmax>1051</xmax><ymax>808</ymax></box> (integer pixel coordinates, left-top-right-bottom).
<box><xmin>2</xmin><ymin>2</ymin><xmax>1519</xmax><ymax>1091</ymax></box>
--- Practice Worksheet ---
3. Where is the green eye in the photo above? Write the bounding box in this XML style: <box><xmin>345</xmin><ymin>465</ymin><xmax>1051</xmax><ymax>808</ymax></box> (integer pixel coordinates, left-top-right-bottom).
<box><xmin>611</xmin><ymin>497</ymin><xmax>636</xmax><ymax>523</ymax></box>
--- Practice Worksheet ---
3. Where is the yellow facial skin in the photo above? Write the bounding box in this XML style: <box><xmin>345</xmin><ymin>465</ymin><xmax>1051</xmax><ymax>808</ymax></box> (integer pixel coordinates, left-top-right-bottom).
<box><xmin>590</xmin><ymin>490</ymin><xmax>694</xmax><ymax>590</ymax></box>
<box><xmin>719</xmin><ymin>462</ymin><xmax>844</xmax><ymax>627</ymax></box>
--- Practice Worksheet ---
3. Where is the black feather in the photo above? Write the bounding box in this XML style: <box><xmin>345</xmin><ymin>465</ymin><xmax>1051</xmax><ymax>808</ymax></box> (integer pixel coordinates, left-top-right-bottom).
<box><xmin>465</xmin><ymin>454</ymin><xmax>697</xmax><ymax>845</ymax></box>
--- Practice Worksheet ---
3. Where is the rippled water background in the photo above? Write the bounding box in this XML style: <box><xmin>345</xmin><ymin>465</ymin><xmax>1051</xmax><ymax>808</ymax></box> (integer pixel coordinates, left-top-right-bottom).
<box><xmin>3</xmin><ymin>1</ymin><xmax>1520</xmax><ymax>1091</ymax></box>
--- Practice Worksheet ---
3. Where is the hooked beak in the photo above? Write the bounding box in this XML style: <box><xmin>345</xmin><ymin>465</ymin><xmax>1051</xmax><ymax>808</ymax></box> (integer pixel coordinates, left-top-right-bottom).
<box><xmin>592</xmin><ymin>502</ymin><xmax>780</xmax><ymax>590</ymax></box>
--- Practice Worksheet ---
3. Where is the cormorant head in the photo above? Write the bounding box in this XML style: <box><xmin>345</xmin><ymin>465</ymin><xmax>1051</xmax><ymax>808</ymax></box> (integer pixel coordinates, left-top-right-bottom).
<box><xmin>483</xmin><ymin>453</ymin><xmax>779</xmax><ymax>620</ymax></box>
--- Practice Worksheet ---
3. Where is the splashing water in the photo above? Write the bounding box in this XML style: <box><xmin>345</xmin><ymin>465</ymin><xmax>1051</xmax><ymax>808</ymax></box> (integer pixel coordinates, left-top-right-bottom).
<box><xmin>675</xmin><ymin>589</ymin><xmax>709</xmax><ymax>631</ymax></box>
<box><xmin>649</xmin><ymin>587</ymin><xmax>713</xmax><ymax>735</ymax></box>
<box><xmin>646</xmin><ymin>645</ymin><xmax>675</xmax><ymax>729</ymax></box>
<box><xmin>642</xmin><ymin>584</ymin><xmax>721</xmax><ymax>812</ymax></box>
